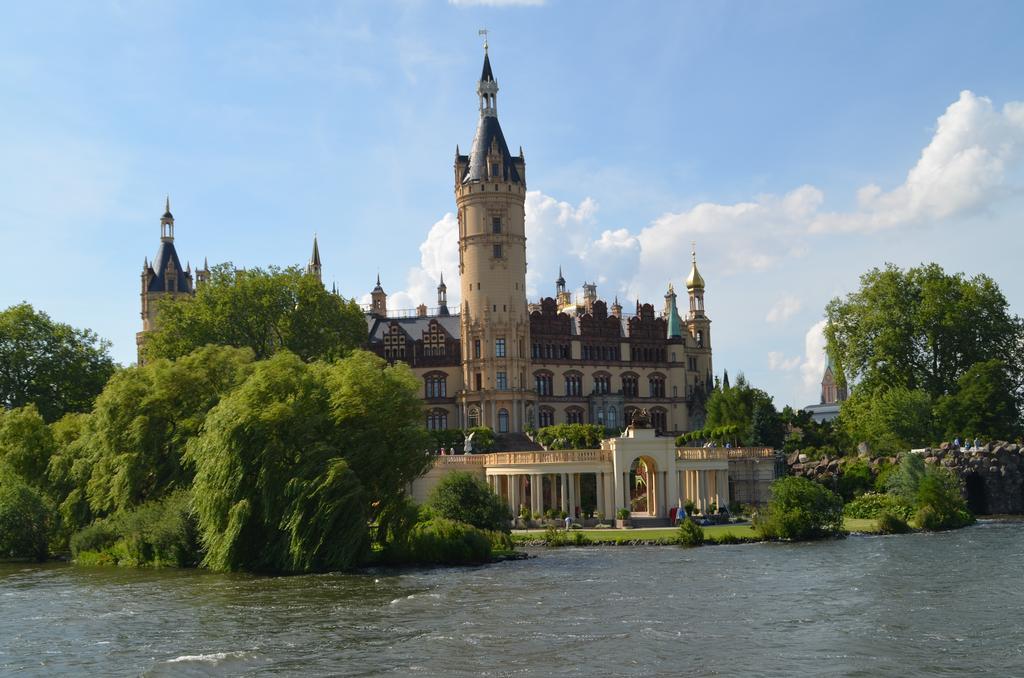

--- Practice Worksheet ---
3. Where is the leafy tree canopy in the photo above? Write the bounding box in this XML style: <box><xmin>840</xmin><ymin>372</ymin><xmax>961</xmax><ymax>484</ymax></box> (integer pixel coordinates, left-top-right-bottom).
<box><xmin>0</xmin><ymin>463</ymin><xmax>53</xmax><ymax>561</ymax></box>
<box><xmin>143</xmin><ymin>264</ymin><xmax>366</xmax><ymax>363</ymax></box>
<box><xmin>705</xmin><ymin>373</ymin><xmax>784</xmax><ymax>447</ymax></box>
<box><xmin>934</xmin><ymin>359</ymin><xmax>1022</xmax><ymax>441</ymax></box>
<box><xmin>81</xmin><ymin>345</ymin><xmax>256</xmax><ymax>516</ymax></box>
<box><xmin>0</xmin><ymin>303</ymin><xmax>115</xmax><ymax>422</ymax></box>
<box><xmin>187</xmin><ymin>350</ymin><xmax>431</xmax><ymax>573</ymax></box>
<box><xmin>825</xmin><ymin>263</ymin><xmax>1023</xmax><ymax>399</ymax></box>
<box><xmin>426</xmin><ymin>472</ymin><xmax>510</xmax><ymax>533</ymax></box>
<box><xmin>0</xmin><ymin>405</ymin><xmax>54</xmax><ymax>486</ymax></box>
<box><xmin>837</xmin><ymin>386</ymin><xmax>936</xmax><ymax>455</ymax></box>
<box><xmin>536</xmin><ymin>423</ymin><xmax>605</xmax><ymax>450</ymax></box>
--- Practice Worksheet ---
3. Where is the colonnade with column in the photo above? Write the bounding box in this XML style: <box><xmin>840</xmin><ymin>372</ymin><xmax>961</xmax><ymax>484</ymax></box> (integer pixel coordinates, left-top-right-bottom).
<box><xmin>487</xmin><ymin>470</ymin><xmax>617</xmax><ymax>518</ymax></box>
<box><xmin>677</xmin><ymin>468</ymin><xmax>728</xmax><ymax>512</ymax></box>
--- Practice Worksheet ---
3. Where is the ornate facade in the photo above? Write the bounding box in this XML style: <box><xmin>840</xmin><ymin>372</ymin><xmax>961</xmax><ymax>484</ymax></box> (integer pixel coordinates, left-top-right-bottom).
<box><xmin>365</xmin><ymin>47</ymin><xmax>714</xmax><ymax>437</ymax></box>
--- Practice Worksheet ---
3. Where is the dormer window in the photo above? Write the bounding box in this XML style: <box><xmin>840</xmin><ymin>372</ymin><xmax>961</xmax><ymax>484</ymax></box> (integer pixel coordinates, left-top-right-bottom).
<box><xmin>491</xmin><ymin>162</ymin><xmax>500</xmax><ymax>177</ymax></box>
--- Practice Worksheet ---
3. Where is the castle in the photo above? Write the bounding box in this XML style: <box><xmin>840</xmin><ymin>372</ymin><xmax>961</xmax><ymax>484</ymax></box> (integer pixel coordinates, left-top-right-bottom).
<box><xmin>137</xmin><ymin>45</ymin><xmax>714</xmax><ymax>439</ymax></box>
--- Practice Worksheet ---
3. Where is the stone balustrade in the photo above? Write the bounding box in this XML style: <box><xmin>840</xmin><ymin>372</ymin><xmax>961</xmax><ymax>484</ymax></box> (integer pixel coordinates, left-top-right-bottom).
<box><xmin>676</xmin><ymin>446</ymin><xmax>776</xmax><ymax>461</ymax></box>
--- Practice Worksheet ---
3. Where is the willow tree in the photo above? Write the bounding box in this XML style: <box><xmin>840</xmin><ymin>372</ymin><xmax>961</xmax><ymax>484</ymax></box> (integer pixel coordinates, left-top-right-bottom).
<box><xmin>188</xmin><ymin>350</ymin><xmax>431</xmax><ymax>573</ymax></box>
<box><xmin>81</xmin><ymin>345</ymin><xmax>255</xmax><ymax>516</ymax></box>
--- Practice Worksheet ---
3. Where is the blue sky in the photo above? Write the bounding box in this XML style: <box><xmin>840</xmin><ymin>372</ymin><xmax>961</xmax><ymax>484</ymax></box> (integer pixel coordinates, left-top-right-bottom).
<box><xmin>2</xmin><ymin>0</ymin><xmax>1022</xmax><ymax>409</ymax></box>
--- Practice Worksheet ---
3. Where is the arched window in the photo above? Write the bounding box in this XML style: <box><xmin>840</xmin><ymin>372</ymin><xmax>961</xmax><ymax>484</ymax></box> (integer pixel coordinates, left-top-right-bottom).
<box><xmin>593</xmin><ymin>372</ymin><xmax>611</xmax><ymax>395</ymax></box>
<box><xmin>498</xmin><ymin>408</ymin><xmax>510</xmax><ymax>433</ymax></box>
<box><xmin>621</xmin><ymin>373</ymin><xmax>639</xmax><ymax>398</ymax></box>
<box><xmin>426</xmin><ymin>409</ymin><xmax>448</xmax><ymax>431</ymax></box>
<box><xmin>468</xmin><ymin>407</ymin><xmax>480</xmax><ymax>428</ymax></box>
<box><xmin>650</xmin><ymin>408</ymin><xmax>667</xmax><ymax>432</ymax></box>
<box><xmin>566</xmin><ymin>407</ymin><xmax>585</xmax><ymax>424</ymax></box>
<box><xmin>608</xmin><ymin>406</ymin><xmax>617</xmax><ymax>428</ymax></box>
<box><xmin>538</xmin><ymin>407</ymin><xmax>555</xmax><ymax>428</ymax></box>
<box><xmin>534</xmin><ymin>370</ymin><xmax>553</xmax><ymax>396</ymax></box>
<box><xmin>424</xmin><ymin>373</ymin><xmax>447</xmax><ymax>399</ymax></box>
<box><xmin>564</xmin><ymin>372</ymin><xmax>582</xmax><ymax>397</ymax></box>
<box><xmin>649</xmin><ymin>374</ymin><xmax>666</xmax><ymax>398</ymax></box>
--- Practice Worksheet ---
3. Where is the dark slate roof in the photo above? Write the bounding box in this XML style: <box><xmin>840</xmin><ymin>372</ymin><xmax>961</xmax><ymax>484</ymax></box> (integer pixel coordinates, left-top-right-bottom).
<box><xmin>480</xmin><ymin>53</ymin><xmax>494</xmax><ymax>82</ymax></box>
<box><xmin>365</xmin><ymin>314</ymin><xmax>461</xmax><ymax>342</ymax></box>
<box><xmin>147</xmin><ymin>240</ymin><xmax>193</xmax><ymax>293</ymax></box>
<box><xmin>462</xmin><ymin>115</ymin><xmax>521</xmax><ymax>184</ymax></box>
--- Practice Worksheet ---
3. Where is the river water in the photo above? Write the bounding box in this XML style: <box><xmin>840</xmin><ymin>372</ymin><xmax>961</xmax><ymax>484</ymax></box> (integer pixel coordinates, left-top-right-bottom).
<box><xmin>2</xmin><ymin>521</ymin><xmax>1023</xmax><ymax>676</ymax></box>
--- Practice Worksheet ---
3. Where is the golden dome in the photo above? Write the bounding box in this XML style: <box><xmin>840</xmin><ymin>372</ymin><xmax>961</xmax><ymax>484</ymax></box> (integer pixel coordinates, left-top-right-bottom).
<box><xmin>686</xmin><ymin>252</ymin><xmax>705</xmax><ymax>290</ymax></box>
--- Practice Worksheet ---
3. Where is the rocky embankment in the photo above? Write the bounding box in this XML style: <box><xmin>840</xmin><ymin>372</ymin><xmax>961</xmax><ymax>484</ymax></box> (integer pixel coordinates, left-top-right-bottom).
<box><xmin>788</xmin><ymin>442</ymin><xmax>1024</xmax><ymax>514</ymax></box>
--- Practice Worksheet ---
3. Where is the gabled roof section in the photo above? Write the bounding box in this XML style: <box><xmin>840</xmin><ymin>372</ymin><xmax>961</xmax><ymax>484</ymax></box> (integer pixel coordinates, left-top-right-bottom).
<box><xmin>462</xmin><ymin>116</ymin><xmax>521</xmax><ymax>184</ymax></box>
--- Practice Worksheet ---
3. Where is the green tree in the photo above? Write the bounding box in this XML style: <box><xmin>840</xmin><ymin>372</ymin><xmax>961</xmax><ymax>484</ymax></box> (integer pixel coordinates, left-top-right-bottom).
<box><xmin>838</xmin><ymin>387</ymin><xmax>936</xmax><ymax>455</ymax></box>
<box><xmin>536</xmin><ymin>423</ymin><xmax>605</xmax><ymax>450</ymax></box>
<box><xmin>426</xmin><ymin>472</ymin><xmax>510</xmax><ymax>533</ymax></box>
<box><xmin>756</xmin><ymin>476</ymin><xmax>844</xmax><ymax>540</ymax></box>
<box><xmin>82</xmin><ymin>345</ymin><xmax>255</xmax><ymax>516</ymax></box>
<box><xmin>934</xmin><ymin>359</ymin><xmax>1022</xmax><ymax>441</ymax></box>
<box><xmin>0</xmin><ymin>464</ymin><xmax>52</xmax><ymax>560</ymax></box>
<box><xmin>0</xmin><ymin>303</ymin><xmax>115</xmax><ymax>422</ymax></box>
<box><xmin>705</xmin><ymin>374</ymin><xmax>783</xmax><ymax>446</ymax></box>
<box><xmin>188</xmin><ymin>350</ymin><xmax>431</xmax><ymax>573</ymax></box>
<box><xmin>825</xmin><ymin>264</ymin><xmax>1023</xmax><ymax>399</ymax></box>
<box><xmin>143</xmin><ymin>264</ymin><xmax>365</xmax><ymax>362</ymax></box>
<box><xmin>0</xmin><ymin>405</ymin><xmax>55</xmax><ymax>486</ymax></box>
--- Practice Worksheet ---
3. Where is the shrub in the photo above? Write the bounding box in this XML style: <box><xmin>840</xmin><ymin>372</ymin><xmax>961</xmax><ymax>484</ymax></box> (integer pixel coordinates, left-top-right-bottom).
<box><xmin>843</xmin><ymin>492</ymin><xmax>913</xmax><ymax>521</ymax></box>
<box><xmin>677</xmin><ymin>519</ymin><xmax>704</xmax><ymax>548</ymax></box>
<box><xmin>0</xmin><ymin>465</ymin><xmax>52</xmax><ymax>561</ymax></box>
<box><xmin>463</xmin><ymin>427</ymin><xmax>495</xmax><ymax>452</ymax></box>
<box><xmin>713</xmin><ymin>532</ymin><xmax>740</xmax><ymax>545</ymax></box>
<box><xmin>616</xmin><ymin>508</ymin><xmax>630</xmax><ymax>520</ymax></box>
<box><xmin>914</xmin><ymin>468</ymin><xmax>974</xmax><ymax>531</ymax></box>
<box><xmin>756</xmin><ymin>476</ymin><xmax>844</xmax><ymax>541</ymax></box>
<box><xmin>70</xmin><ymin>490</ymin><xmax>199</xmax><ymax>567</ymax></box>
<box><xmin>427</xmin><ymin>472</ymin><xmax>510</xmax><ymax>533</ymax></box>
<box><xmin>836</xmin><ymin>459</ymin><xmax>874</xmax><ymax>501</ymax></box>
<box><xmin>876</xmin><ymin>511</ymin><xmax>911</xmax><ymax>534</ymax></box>
<box><xmin>393</xmin><ymin>518</ymin><xmax>493</xmax><ymax>564</ymax></box>
<box><xmin>536</xmin><ymin>424</ymin><xmax>605</xmax><ymax>450</ymax></box>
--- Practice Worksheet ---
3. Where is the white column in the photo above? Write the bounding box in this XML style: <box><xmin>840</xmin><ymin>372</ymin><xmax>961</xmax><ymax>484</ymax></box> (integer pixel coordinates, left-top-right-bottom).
<box><xmin>531</xmin><ymin>474</ymin><xmax>541</xmax><ymax>515</ymax></box>
<box><xmin>623</xmin><ymin>471</ymin><xmax>631</xmax><ymax>513</ymax></box>
<box><xmin>510</xmin><ymin>475</ymin><xmax>519</xmax><ymax>514</ymax></box>
<box><xmin>718</xmin><ymin>469</ymin><xmax>729</xmax><ymax>509</ymax></box>
<box><xmin>667</xmin><ymin>467</ymin><xmax>680</xmax><ymax>512</ymax></box>
<box><xmin>695</xmin><ymin>471</ymin><xmax>704</xmax><ymax>512</ymax></box>
<box><xmin>560</xmin><ymin>473</ymin><xmax>569</xmax><ymax>514</ymax></box>
<box><xmin>596</xmin><ymin>473</ymin><xmax>606</xmax><ymax>517</ymax></box>
<box><xmin>604</xmin><ymin>471</ymin><xmax>615</xmax><ymax>518</ymax></box>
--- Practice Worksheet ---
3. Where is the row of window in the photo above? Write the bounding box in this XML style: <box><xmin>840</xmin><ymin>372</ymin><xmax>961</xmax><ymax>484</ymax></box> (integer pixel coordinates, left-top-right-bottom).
<box><xmin>435</xmin><ymin>406</ymin><xmax>668</xmax><ymax>433</ymax></box>
<box><xmin>426</xmin><ymin>372</ymin><xmax>673</xmax><ymax>399</ymax></box>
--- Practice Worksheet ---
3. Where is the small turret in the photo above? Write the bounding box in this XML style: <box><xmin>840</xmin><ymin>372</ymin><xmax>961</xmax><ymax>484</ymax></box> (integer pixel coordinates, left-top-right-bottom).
<box><xmin>611</xmin><ymin>296</ymin><xmax>622</xmax><ymax>319</ymax></box>
<box><xmin>160</xmin><ymin>195</ymin><xmax>174</xmax><ymax>241</ymax></box>
<box><xmin>686</xmin><ymin>245</ymin><xmax>706</xmax><ymax>319</ymax></box>
<box><xmin>437</xmin><ymin>272</ymin><xmax>449</xmax><ymax>316</ymax></box>
<box><xmin>307</xmin><ymin>233</ymin><xmax>322</xmax><ymax>282</ymax></box>
<box><xmin>664</xmin><ymin>284</ymin><xmax>682</xmax><ymax>338</ymax></box>
<box><xmin>371</xmin><ymin>274</ymin><xmax>388</xmax><ymax>317</ymax></box>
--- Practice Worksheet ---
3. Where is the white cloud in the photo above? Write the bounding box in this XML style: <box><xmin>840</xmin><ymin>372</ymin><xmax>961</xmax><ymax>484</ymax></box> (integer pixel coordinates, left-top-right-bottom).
<box><xmin>765</xmin><ymin>295</ymin><xmax>802</xmax><ymax>324</ymax></box>
<box><xmin>800</xmin><ymin>320</ymin><xmax>828</xmax><ymax>392</ymax></box>
<box><xmin>378</xmin><ymin>212</ymin><xmax>459</xmax><ymax>312</ymax></box>
<box><xmin>812</xmin><ymin>91</ymin><xmax>1024</xmax><ymax>233</ymax></box>
<box><xmin>768</xmin><ymin>351</ymin><xmax>801</xmax><ymax>371</ymax></box>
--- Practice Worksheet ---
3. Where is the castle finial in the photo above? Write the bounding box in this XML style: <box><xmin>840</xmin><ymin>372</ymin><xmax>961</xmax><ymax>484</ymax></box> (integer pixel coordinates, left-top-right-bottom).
<box><xmin>479</xmin><ymin>28</ymin><xmax>488</xmax><ymax>53</ymax></box>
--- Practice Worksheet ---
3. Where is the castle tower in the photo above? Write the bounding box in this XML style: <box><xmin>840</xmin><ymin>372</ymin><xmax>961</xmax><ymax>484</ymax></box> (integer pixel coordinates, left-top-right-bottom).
<box><xmin>685</xmin><ymin>246</ymin><xmax>711</xmax><ymax>348</ymax></box>
<box><xmin>137</xmin><ymin>197</ymin><xmax>194</xmax><ymax>362</ymax></box>
<box><xmin>307</xmin><ymin>234</ymin><xmax>322</xmax><ymax>283</ymax></box>
<box><xmin>820</xmin><ymin>357</ymin><xmax>848</xmax><ymax>405</ymax></box>
<box><xmin>454</xmin><ymin>42</ymin><xmax>533</xmax><ymax>433</ymax></box>
<box><xmin>370</xmin><ymin>274</ymin><xmax>387</xmax><ymax>317</ymax></box>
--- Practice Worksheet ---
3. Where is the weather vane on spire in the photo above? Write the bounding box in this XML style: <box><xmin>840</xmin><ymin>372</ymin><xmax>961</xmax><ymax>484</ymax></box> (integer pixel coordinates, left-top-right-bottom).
<box><xmin>478</xmin><ymin>28</ymin><xmax>489</xmax><ymax>52</ymax></box>
<box><xmin>691</xmin><ymin>240</ymin><xmax>697</xmax><ymax>261</ymax></box>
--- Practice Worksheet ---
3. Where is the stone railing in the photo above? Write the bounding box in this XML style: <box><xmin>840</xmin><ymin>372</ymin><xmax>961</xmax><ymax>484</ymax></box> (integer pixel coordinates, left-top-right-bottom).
<box><xmin>485</xmin><ymin>449</ymin><xmax>611</xmax><ymax>466</ymax></box>
<box><xmin>677</xmin><ymin>447</ymin><xmax>776</xmax><ymax>461</ymax></box>
<box><xmin>432</xmin><ymin>454</ymin><xmax>486</xmax><ymax>466</ymax></box>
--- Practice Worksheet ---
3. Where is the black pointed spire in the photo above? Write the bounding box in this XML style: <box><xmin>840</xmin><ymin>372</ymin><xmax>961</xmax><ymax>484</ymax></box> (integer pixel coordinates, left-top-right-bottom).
<box><xmin>480</xmin><ymin>52</ymin><xmax>494</xmax><ymax>83</ymax></box>
<box><xmin>163</xmin><ymin>195</ymin><xmax>173</xmax><ymax>219</ymax></box>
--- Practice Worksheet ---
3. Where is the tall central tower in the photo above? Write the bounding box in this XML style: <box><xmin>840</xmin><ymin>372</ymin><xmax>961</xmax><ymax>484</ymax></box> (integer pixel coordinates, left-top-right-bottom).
<box><xmin>454</xmin><ymin>44</ymin><xmax>534</xmax><ymax>434</ymax></box>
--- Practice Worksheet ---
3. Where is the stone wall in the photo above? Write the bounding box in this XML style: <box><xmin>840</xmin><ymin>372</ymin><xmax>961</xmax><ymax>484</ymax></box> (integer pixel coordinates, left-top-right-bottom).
<box><xmin>787</xmin><ymin>442</ymin><xmax>1024</xmax><ymax>515</ymax></box>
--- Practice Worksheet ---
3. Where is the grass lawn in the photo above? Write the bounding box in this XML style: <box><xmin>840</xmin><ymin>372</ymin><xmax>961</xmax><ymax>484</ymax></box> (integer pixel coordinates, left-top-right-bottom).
<box><xmin>511</xmin><ymin>517</ymin><xmax>879</xmax><ymax>544</ymax></box>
